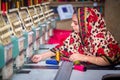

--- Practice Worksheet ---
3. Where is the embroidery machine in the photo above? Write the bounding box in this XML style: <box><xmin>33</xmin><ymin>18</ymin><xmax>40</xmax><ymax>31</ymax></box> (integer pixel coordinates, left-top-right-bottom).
<box><xmin>0</xmin><ymin>2</ymin><xmax>57</xmax><ymax>79</ymax></box>
<box><xmin>0</xmin><ymin>1</ymin><xmax>120</xmax><ymax>80</ymax></box>
<box><xmin>41</xmin><ymin>2</ymin><xmax>56</xmax><ymax>42</ymax></box>
<box><xmin>6</xmin><ymin>8</ymin><xmax>26</xmax><ymax>71</ymax></box>
<box><xmin>0</xmin><ymin>13</ymin><xmax>13</xmax><ymax>80</ymax></box>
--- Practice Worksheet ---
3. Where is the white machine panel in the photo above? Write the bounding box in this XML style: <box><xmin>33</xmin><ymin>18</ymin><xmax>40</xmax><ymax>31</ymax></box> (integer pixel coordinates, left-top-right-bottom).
<box><xmin>57</xmin><ymin>4</ymin><xmax>74</xmax><ymax>20</ymax></box>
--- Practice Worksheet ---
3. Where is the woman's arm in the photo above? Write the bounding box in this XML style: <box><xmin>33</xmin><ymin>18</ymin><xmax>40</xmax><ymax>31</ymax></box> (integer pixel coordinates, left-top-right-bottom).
<box><xmin>69</xmin><ymin>53</ymin><xmax>110</xmax><ymax>66</ymax></box>
<box><xmin>83</xmin><ymin>55</ymin><xmax>110</xmax><ymax>66</ymax></box>
<box><xmin>31</xmin><ymin>50</ymin><xmax>110</xmax><ymax>66</ymax></box>
<box><xmin>31</xmin><ymin>50</ymin><xmax>55</xmax><ymax>63</ymax></box>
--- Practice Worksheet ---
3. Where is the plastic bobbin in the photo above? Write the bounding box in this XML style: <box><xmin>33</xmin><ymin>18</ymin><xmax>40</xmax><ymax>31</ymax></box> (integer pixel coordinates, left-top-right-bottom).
<box><xmin>46</xmin><ymin>59</ymin><xmax>59</xmax><ymax>65</ymax></box>
<box><xmin>73</xmin><ymin>60</ymin><xmax>81</xmax><ymax>65</ymax></box>
<box><xmin>74</xmin><ymin>65</ymin><xmax>86</xmax><ymax>72</ymax></box>
<box><xmin>56</xmin><ymin>51</ymin><xmax>60</xmax><ymax>62</ymax></box>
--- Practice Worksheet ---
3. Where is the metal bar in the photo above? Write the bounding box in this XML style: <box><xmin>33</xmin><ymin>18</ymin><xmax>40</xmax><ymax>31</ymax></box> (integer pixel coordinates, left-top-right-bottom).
<box><xmin>16</xmin><ymin>70</ymin><xmax>31</xmax><ymax>74</ymax></box>
<box><xmin>54</xmin><ymin>61</ymin><xmax>73</xmax><ymax>80</ymax></box>
<box><xmin>23</xmin><ymin>65</ymin><xmax>59</xmax><ymax>69</ymax></box>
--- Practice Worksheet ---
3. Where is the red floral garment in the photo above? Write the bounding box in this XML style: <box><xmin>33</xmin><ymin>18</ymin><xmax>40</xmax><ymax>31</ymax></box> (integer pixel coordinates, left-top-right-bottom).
<box><xmin>50</xmin><ymin>7</ymin><xmax>120</xmax><ymax>65</ymax></box>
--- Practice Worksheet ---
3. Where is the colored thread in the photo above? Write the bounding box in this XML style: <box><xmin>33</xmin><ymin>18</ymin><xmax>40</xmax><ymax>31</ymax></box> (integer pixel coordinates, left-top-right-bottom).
<box><xmin>21</xmin><ymin>0</ymin><xmax>24</xmax><ymax>7</ymax></box>
<box><xmin>56</xmin><ymin>51</ymin><xmax>60</xmax><ymax>62</ymax></box>
<box><xmin>73</xmin><ymin>60</ymin><xmax>81</xmax><ymax>65</ymax></box>
<box><xmin>74</xmin><ymin>65</ymin><xmax>86</xmax><ymax>71</ymax></box>
<box><xmin>6</xmin><ymin>1</ymin><xmax>8</xmax><ymax>11</ymax></box>
<box><xmin>2</xmin><ymin>2</ymin><xmax>6</xmax><ymax>11</ymax></box>
<box><xmin>30</xmin><ymin>0</ymin><xmax>33</xmax><ymax>5</ymax></box>
<box><xmin>38</xmin><ymin>0</ymin><xmax>42</xmax><ymax>4</ymax></box>
<box><xmin>46</xmin><ymin>59</ymin><xmax>59</xmax><ymax>65</ymax></box>
<box><xmin>16</xmin><ymin>1</ymin><xmax>20</xmax><ymax>8</ymax></box>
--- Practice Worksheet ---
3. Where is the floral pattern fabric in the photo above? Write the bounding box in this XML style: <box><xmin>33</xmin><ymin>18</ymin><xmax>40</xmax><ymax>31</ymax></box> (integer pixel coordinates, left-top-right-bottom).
<box><xmin>50</xmin><ymin>7</ymin><xmax>120</xmax><ymax>65</ymax></box>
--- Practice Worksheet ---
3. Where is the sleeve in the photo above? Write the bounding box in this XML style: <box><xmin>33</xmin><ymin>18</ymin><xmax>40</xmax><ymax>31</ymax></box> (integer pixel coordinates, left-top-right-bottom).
<box><xmin>50</xmin><ymin>32</ymin><xmax>77</xmax><ymax>58</ymax></box>
<box><xmin>101</xmin><ymin>43</ymin><xmax>120</xmax><ymax>65</ymax></box>
<box><xmin>96</xmin><ymin>31</ymin><xmax>120</xmax><ymax>65</ymax></box>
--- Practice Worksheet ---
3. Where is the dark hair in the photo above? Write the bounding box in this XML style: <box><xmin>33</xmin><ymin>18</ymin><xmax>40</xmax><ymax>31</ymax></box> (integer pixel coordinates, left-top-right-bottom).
<box><xmin>73</xmin><ymin>7</ymin><xmax>77</xmax><ymax>14</ymax></box>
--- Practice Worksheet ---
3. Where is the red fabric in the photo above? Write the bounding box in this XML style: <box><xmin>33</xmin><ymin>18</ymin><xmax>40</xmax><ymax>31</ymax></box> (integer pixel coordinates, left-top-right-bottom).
<box><xmin>48</xmin><ymin>29</ymin><xmax>72</xmax><ymax>44</ymax></box>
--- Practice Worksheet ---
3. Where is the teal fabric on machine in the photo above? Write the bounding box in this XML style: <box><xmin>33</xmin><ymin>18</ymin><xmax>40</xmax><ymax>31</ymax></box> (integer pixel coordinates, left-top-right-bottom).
<box><xmin>38</xmin><ymin>22</ymin><xmax>43</xmax><ymax>36</ymax></box>
<box><xmin>0</xmin><ymin>45</ymin><xmax>5</xmax><ymax>68</ymax></box>
<box><xmin>23</xmin><ymin>32</ymin><xmax>28</xmax><ymax>49</ymax></box>
<box><xmin>32</xmin><ymin>27</ymin><xmax>36</xmax><ymax>42</ymax></box>
<box><xmin>39</xmin><ymin>22</ymin><xmax>47</xmax><ymax>39</ymax></box>
<box><xmin>39</xmin><ymin>25</ymin><xmax>42</xmax><ymax>36</ymax></box>
<box><xmin>11</xmin><ymin>36</ymin><xmax>19</xmax><ymax>59</ymax></box>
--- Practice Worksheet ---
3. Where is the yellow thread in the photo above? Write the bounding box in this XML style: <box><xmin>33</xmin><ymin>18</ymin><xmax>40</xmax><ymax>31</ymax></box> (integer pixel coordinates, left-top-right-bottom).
<box><xmin>73</xmin><ymin>60</ymin><xmax>80</xmax><ymax>65</ymax></box>
<box><xmin>56</xmin><ymin>51</ymin><xmax>60</xmax><ymax>62</ymax></box>
<box><xmin>16</xmin><ymin>1</ymin><xmax>20</xmax><ymax>8</ymax></box>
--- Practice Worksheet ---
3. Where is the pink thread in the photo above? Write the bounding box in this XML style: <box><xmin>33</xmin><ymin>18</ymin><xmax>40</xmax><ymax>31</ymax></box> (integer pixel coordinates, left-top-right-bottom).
<box><xmin>74</xmin><ymin>65</ymin><xmax>86</xmax><ymax>71</ymax></box>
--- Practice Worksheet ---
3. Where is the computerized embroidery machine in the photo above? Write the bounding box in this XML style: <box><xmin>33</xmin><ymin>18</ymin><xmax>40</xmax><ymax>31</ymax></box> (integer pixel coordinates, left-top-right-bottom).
<box><xmin>1</xmin><ymin>1</ymin><xmax>120</xmax><ymax>80</ymax></box>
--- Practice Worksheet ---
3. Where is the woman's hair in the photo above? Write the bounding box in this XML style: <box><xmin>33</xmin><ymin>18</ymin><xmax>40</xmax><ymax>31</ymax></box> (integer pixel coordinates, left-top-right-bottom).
<box><xmin>73</xmin><ymin>7</ymin><xmax>78</xmax><ymax>14</ymax></box>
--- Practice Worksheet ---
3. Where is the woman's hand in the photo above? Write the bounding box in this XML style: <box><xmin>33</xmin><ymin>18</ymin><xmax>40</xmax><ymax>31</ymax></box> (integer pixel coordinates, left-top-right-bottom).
<box><xmin>31</xmin><ymin>54</ymin><xmax>42</xmax><ymax>63</ymax></box>
<box><xmin>31</xmin><ymin>51</ymin><xmax>56</xmax><ymax>63</ymax></box>
<box><xmin>69</xmin><ymin>53</ymin><xmax>87</xmax><ymax>62</ymax></box>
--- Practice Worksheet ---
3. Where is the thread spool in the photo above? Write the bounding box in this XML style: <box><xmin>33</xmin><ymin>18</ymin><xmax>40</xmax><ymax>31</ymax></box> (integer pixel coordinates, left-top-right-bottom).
<box><xmin>46</xmin><ymin>59</ymin><xmax>59</xmax><ymax>65</ymax></box>
<box><xmin>56</xmin><ymin>51</ymin><xmax>60</xmax><ymax>62</ymax></box>
<box><xmin>74</xmin><ymin>65</ymin><xmax>86</xmax><ymax>72</ymax></box>
<box><xmin>16</xmin><ymin>1</ymin><xmax>20</xmax><ymax>8</ymax></box>
<box><xmin>73</xmin><ymin>60</ymin><xmax>81</xmax><ymax>65</ymax></box>
<box><xmin>2</xmin><ymin>2</ymin><xmax>6</xmax><ymax>11</ymax></box>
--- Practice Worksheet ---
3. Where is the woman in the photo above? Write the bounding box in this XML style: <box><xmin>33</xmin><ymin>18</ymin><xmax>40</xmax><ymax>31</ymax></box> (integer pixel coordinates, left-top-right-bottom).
<box><xmin>31</xmin><ymin>7</ymin><xmax>120</xmax><ymax>66</ymax></box>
